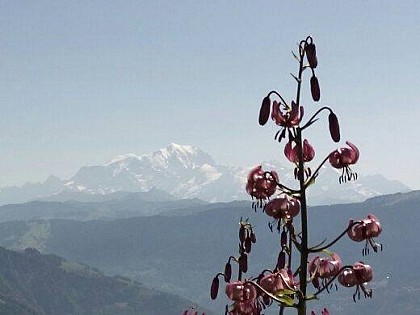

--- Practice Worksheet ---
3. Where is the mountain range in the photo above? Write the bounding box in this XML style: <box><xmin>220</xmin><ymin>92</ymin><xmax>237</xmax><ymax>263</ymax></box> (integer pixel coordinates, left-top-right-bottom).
<box><xmin>0</xmin><ymin>190</ymin><xmax>418</xmax><ymax>314</ymax></box>
<box><xmin>0</xmin><ymin>246</ymin><xmax>206</xmax><ymax>315</ymax></box>
<box><xmin>0</xmin><ymin>143</ymin><xmax>410</xmax><ymax>206</ymax></box>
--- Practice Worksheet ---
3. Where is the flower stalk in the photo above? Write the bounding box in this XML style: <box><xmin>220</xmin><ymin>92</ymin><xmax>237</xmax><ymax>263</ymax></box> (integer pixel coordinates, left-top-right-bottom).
<box><xmin>208</xmin><ymin>36</ymin><xmax>383</xmax><ymax>315</ymax></box>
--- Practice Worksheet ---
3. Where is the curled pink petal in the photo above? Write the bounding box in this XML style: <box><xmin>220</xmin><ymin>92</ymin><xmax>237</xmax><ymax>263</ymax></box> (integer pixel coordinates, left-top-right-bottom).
<box><xmin>329</xmin><ymin>141</ymin><xmax>359</xmax><ymax>169</ymax></box>
<box><xmin>264</xmin><ymin>195</ymin><xmax>300</xmax><ymax>221</ymax></box>
<box><xmin>271</xmin><ymin>101</ymin><xmax>303</xmax><ymax>128</ymax></box>
<box><xmin>284</xmin><ymin>139</ymin><xmax>315</xmax><ymax>164</ymax></box>
<box><xmin>245</xmin><ymin>165</ymin><xmax>278</xmax><ymax>200</ymax></box>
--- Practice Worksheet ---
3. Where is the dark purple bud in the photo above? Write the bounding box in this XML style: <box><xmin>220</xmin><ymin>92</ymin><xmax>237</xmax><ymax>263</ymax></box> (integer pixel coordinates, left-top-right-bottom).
<box><xmin>312</xmin><ymin>277</ymin><xmax>320</xmax><ymax>289</ymax></box>
<box><xmin>276</xmin><ymin>251</ymin><xmax>286</xmax><ymax>269</ymax></box>
<box><xmin>210</xmin><ymin>276</ymin><xmax>219</xmax><ymax>300</ymax></box>
<box><xmin>183</xmin><ymin>310</ymin><xmax>188</xmax><ymax>315</ymax></box>
<box><xmin>250</xmin><ymin>232</ymin><xmax>256</xmax><ymax>243</ymax></box>
<box><xmin>328</xmin><ymin>112</ymin><xmax>341</xmax><ymax>142</ymax></box>
<box><xmin>259</xmin><ymin>96</ymin><xmax>271</xmax><ymax>126</ymax></box>
<box><xmin>305</xmin><ymin>43</ymin><xmax>318</xmax><ymax>68</ymax></box>
<box><xmin>263</xmin><ymin>294</ymin><xmax>271</xmax><ymax>305</ymax></box>
<box><xmin>281</xmin><ymin>231</ymin><xmax>287</xmax><ymax>247</ymax></box>
<box><xmin>310</xmin><ymin>75</ymin><xmax>320</xmax><ymax>102</ymax></box>
<box><xmin>239</xmin><ymin>254</ymin><xmax>248</xmax><ymax>273</ymax></box>
<box><xmin>244</xmin><ymin>237</ymin><xmax>252</xmax><ymax>253</ymax></box>
<box><xmin>239</xmin><ymin>225</ymin><xmax>245</xmax><ymax>243</ymax></box>
<box><xmin>224</xmin><ymin>262</ymin><xmax>232</xmax><ymax>282</ymax></box>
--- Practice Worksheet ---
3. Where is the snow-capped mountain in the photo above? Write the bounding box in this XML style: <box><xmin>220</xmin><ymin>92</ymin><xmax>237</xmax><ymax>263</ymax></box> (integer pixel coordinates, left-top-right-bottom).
<box><xmin>0</xmin><ymin>143</ymin><xmax>411</xmax><ymax>206</ymax></box>
<box><xmin>64</xmin><ymin>143</ymin><xmax>245</xmax><ymax>201</ymax></box>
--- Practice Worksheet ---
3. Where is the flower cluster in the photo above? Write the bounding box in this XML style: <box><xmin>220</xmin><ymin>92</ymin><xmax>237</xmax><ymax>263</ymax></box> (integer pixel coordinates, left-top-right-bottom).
<box><xmin>208</xmin><ymin>36</ymin><xmax>383</xmax><ymax>315</ymax></box>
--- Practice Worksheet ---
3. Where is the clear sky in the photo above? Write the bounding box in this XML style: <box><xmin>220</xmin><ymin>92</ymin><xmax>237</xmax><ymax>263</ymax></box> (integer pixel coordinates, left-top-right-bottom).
<box><xmin>0</xmin><ymin>1</ymin><xmax>419</xmax><ymax>189</ymax></box>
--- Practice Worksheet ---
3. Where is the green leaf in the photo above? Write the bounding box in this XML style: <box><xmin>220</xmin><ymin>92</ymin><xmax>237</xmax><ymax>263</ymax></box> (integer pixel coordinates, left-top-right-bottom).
<box><xmin>275</xmin><ymin>288</ymin><xmax>296</xmax><ymax>295</ymax></box>
<box><xmin>275</xmin><ymin>294</ymin><xmax>294</xmax><ymax>306</ymax></box>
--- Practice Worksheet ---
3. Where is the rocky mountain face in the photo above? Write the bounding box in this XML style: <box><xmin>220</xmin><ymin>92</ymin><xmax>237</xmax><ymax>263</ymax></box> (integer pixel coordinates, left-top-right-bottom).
<box><xmin>0</xmin><ymin>144</ymin><xmax>410</xmax><ymax>206</ymax></box>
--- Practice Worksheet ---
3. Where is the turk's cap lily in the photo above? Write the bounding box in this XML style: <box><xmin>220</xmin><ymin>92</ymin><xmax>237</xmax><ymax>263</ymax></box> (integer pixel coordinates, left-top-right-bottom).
<box><xmin>284</xmin><ymin>139</ymin><xmax>315</xmax><ymax>164</ymax></box>
<box><xmin>348</xmin><ymin>214</ymin><xmax>382</xmax><ymax>242</ymax></box>
<box><xmin>338</xmin><ymin>262</ymin><xmax>373</xmax><ymax>287</ymax></box>
<box><xmin>311</xmin><ymin>308</ymin><xmax>329</xmax><ymax>315</ymax></box>
<box><xmin>264</xmin><ymin>195</ymin><xmax>300</xmax><ymax>220</ymax></box>
<box><xmin>329</xmin><ymin>141</ymin><xmax>359</xmax><ymax>169</ymax></box>
<box><xmin>271</xmin><ymin>101</ymin><xmax>304</xmax><ymax>128</ymax></box>
<box><xmin>245</xmin><ymin>165</ymin><xmax>279</xmax><ymax>200</ymax></box>
<box><xmin>309</xmin><ymin>252</ymin><xmax>342</xmax><ymax>282</ymax></box>
<box><xmin>225</xmin><ymin>281</ymin><xmax>257</xmax><ymax>302</ymax></box>
<box><xmin>259</xmin><ymin>268</ymin><xmax>296</xmax><ymax>294</ymax></box>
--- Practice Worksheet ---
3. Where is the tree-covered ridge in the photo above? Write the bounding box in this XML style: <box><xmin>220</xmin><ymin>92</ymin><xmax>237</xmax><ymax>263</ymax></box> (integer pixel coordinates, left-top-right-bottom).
<box><xmin>0</xmin><ymin>247</ymin><xmax>198</xmax><ymax>315</ymax></box>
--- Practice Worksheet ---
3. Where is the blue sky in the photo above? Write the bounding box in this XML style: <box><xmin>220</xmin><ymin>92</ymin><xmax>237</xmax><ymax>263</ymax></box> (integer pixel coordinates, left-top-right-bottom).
<box><xmin>0</xmin><ymin>1</ymin><xmax>419</xmax><ymax>189</ymax></box>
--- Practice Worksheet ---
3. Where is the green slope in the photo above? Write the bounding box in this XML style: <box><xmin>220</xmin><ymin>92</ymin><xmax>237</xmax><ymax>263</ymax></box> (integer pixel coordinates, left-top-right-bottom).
<box><xmin>0</xmin><ymin>247</ymin><xmax>197</xmax><ymax>315</ymax></box>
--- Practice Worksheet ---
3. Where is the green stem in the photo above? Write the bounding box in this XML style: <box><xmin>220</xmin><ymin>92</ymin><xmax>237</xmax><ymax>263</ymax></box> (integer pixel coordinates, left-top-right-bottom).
<box><xmin>295</xmin><ymin>40</ymin><xmax>308</xmax><ymax>315</ymax></box>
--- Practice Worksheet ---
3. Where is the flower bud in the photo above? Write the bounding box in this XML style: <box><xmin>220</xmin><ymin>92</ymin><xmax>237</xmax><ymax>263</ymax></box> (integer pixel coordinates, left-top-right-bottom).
<box><xmin>281</xmin><ymin>231</ymin><xmax>287</xmax><ymax>247</ymax></box>
<box><xmin>259</xmin><ymin>96</ymin><xmax>271</xmax><ymax>126</ymax></box>
<box><xmin>224</xmin><ymin>262</ymin><xmax>232</xmax><ymax>282</ymax></box>
<box><xmin>239</xmin><ymin>253</ymin><xmax>248</xmax><ymax>273</ymax></box>
<box><xmin>250</xmin><ymin>232</ymin><xmax>256</xmax><ymax>243</ymax></box>
<box><xmin>239</xmin><ymin>225</ymin><xmax>245</xmax><ymax>243</ymax></box>
<box><xmin>310</xmin><ymin>75</ymin><xmax>320</xmax><ymax>102</ymax></box>
<box><xmin>276</xmin><ymin>251</ymin><xmax>286</xmax><ymax>269</ymax></box>
<box><xmin>305</xmin><ymin>43</ymin><xmax>318</xmax><ymax>68</ymax></box>
<box><xmin>328</xmin><ymin>112</ymin><xmax>340</xmax><ymax>142</ymax></box>
<box><xmin>210</xmin><ymin>276</ymin><xmax>219</xmax><ymax>300</ymax></box>
<box><xmin>244</xmin><ymin>237</ymin><xmax>252</xmax><ymax>253</ymax></box>
<box><xmin>262</xmin><ymin>294</ymin><xmax>271</xmax><ymax>305</ymax></box>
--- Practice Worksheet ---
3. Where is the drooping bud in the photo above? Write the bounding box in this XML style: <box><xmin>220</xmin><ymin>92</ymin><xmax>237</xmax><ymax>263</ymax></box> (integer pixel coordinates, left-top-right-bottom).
<box><xmin>312</xmin><ymin>276</ymin><xmax>320</xmax><ymax>289</ymax></box>
<box><xmin>224</xmin><ymin>262</ymin><xmax>232</xmax><ymax>282</ymax></box>
<box><xmin>259</xmin><ymin>96</ymin><xmax>271</xmax><ymax>126</ymax></box>
<box><xmin>262</xmin><ymin>294</ymin><xmax>271</xmax><ymax>305</ymax></box>
<box><xmin>244</xmin><ymin>237</ymin><xmax>252</xmax><ymax>253</ymax></box>
<box><xmin>250</xmin><ymin>232</ymin><xmax>256</xmax><ymax>243</ymax></box>
<box><xmin>239</xmin><ymin>253</ymin><xmax>248</xmax><ymax>273</ymax></box>
<box><xmin>276</xmin><ymin>251</ymin><xmax>286</xmax><ymax>269</ymax></box>
<box><xmin>310</xmin><ymin>75</ymin><xmax>320</xmax><ymax>102</ymax></box>
<box><xmin>305</xmin><ymin>43</ymin><xmax>318</xmax><ymax>68</ymax></box>
<box><xmin>210</xmin><ymin>276</ymin><xmax>219</xmax><ymax>300</ymax></box>
<box><xmin>328</xmin><ymin>112</ymin><xmax>340</xmax><ymax>142</ymax></box>
<box><xmin>281</xmin><ymin>231</ymin><xmax>287</xmax><ymax>247</ymax></box>
<box><xmin>239</xmin><ymin>225</ymin><xmax>246</xmax><ymax>243</ymax></box>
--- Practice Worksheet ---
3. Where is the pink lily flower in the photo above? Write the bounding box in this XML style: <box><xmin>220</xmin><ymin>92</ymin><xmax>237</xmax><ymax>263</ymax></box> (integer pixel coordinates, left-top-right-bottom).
<box><xmin>271</xmin><ymin>101</ymin><xmax>304</xmax><ymax>128</ymax></box>
<box><xmin>284</xmin><ymin>139</ymin><xmax>315</xmax><ymax>164</ymax></box>
<box><xmin>245</xmin><ymin>165</ymin><xmax>278</xmax><ymax>202</ymax></box>
<box><xmin>329</xmin><ymin>141</ymin><xmax>359</xmax><ymax>183</ymax></box>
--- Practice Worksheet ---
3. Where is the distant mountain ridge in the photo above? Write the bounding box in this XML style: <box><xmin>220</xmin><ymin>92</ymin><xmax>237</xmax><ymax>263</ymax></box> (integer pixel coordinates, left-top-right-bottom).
<box><xmin>0</xmin><ymin>190</ymin><xmax>418</xmax><ymax>314</ymax></box>
<box><xmin>0</xmin><ymin>247</ymin><xmax>205</xmax><ymax>315</ymax></box>
<box><xmin>0</xmin><ymin>143</ymin><xmax>410</xmax><ymax>206</ymax></box>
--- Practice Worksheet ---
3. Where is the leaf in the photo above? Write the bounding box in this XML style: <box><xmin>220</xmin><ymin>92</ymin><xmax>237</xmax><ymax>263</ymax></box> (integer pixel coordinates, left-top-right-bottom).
<box><xmin>275</xmin><ymin>294</ymin><xmax>294</xmax><ymax>306</ymax></box>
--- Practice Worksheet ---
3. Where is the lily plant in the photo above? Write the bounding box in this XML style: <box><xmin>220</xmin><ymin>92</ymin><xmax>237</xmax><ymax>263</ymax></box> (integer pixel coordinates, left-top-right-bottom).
<box><xmin>209</xmin><ymin>36</ymin><xmax>382</xmax><ymax>315</ymax></box>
